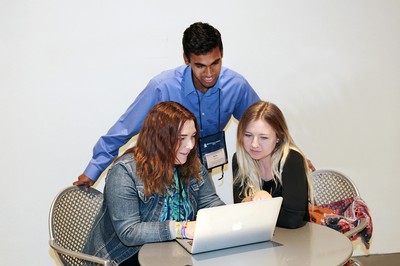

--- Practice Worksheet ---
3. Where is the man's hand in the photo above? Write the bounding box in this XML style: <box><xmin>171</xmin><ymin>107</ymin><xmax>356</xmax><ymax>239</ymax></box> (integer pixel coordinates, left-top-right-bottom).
<box><xmin>307</xmin><ymin>159</ymin><xmax>316</xmax><ymax>172</ymax></box>
<box><xmin>73</xmin><ymin>174</ymin><xmax>95</xmax><ymax>187</ymax></box>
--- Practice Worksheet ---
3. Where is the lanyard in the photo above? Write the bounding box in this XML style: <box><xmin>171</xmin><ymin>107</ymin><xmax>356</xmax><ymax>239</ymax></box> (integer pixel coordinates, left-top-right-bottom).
<box><xmin>195</xmin><ymin>88</ymin><xmax>225</xmax><ymax>180</ymax></box>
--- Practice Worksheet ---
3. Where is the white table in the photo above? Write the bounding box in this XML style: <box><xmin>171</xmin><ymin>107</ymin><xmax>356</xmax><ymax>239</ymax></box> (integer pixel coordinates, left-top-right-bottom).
<box><xmin>138</xmin><ymin>223</ymin><xmax>353</xmax><ymax>266</ymax></box>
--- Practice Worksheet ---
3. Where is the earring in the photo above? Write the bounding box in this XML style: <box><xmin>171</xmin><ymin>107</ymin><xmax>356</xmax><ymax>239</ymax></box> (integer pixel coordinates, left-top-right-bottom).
<box><xmin>276</xmin><ymin>139</ymin><xmax>280</xmax><ymax>144</ymax></box>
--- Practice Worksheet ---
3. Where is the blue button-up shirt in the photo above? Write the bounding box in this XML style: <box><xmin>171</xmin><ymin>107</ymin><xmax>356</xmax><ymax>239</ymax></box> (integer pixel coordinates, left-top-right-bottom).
<box><xmin>84</xmin><ymin>65</ymin><xmax>260</xmax><ymax>181</ymax></box>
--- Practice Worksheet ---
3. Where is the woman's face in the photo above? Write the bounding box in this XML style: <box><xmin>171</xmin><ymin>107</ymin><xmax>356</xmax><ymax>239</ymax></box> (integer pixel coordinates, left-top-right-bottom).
<box><xmin>175</xmin><ymin>120</ymin><xmax>196</xmax><ymax>164</ymax></box>
<box><xmin>243</xmin><ymin>119</ymin><xmax>278</xmax><ymax>161</ymax></box>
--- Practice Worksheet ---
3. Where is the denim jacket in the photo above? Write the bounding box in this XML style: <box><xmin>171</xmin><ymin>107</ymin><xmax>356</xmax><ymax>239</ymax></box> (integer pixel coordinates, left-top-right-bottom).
<box><xmin>83</xmin><ymin>153</ymin><xmax>225</xmax><ymax>265</ymax></box>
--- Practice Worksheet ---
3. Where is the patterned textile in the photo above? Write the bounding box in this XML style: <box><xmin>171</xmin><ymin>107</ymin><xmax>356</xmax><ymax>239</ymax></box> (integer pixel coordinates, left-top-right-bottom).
<box><xmin>309</xmin><ymin>196</ymin><xmax>373</xmax><ymax>249</ymax></box>
<box><xmin>160</xmin><ymin>168</ymin><xmax>194</xmax><ymax>222</ymax></box>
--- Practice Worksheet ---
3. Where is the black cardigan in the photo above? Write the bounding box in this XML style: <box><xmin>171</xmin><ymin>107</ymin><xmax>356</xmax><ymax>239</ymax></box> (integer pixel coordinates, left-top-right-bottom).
<box><xmin>232</xmin><ymin>150</ymin><xmax>310</xmax><ymax>229</ymax></box>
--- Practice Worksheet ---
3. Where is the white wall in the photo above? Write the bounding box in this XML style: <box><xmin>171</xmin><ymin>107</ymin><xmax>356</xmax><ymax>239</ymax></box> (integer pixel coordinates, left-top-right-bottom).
<box><xmin>1</xmin><ymin>0</ymin><xmax>399</xmax><ymax>264</ymax></box>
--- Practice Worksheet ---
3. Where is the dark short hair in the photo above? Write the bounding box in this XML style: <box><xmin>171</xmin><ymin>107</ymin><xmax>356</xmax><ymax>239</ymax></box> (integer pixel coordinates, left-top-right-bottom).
<box><xmin>182</xmin><ymin>22</ymin><xmax>223</xmax><ymax>60</ymax></box>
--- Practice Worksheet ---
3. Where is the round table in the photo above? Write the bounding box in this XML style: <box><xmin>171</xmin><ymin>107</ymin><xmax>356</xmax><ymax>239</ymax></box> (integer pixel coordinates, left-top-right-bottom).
<box><xmin>138</xmin><ymin>222</ymin><xmax>353</xmax><ymax>266</ymax></box>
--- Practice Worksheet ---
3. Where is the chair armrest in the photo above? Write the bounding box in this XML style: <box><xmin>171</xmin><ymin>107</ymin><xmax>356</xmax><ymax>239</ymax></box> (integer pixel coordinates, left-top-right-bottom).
<box><xmin>343</xmin><ymin>217</ymin><xmax>368</xmax><ymax>238</ymax></box>
<box><xmin>49</xmin><ymin>239</ymin><xmax>111</xmax><ymax>266</ymax></box>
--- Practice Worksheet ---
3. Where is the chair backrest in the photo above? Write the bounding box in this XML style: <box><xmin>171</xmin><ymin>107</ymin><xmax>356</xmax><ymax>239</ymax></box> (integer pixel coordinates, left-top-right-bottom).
<box><xmin>311</xmin><ymin>169</ymin><xmax>360</xmax><ymax>205</ymax></box>
<box><xmin>49</xmin><ymin>186</ymin><xmax>103</xmax><ymax>266</ymax></box>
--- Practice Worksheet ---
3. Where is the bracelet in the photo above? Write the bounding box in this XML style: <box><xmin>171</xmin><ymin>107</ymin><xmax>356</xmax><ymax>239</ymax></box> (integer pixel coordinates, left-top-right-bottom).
<box><xmin>175</xmin><ymin>222</ymin><xmax>182</xmax><ymax>239</ymax></box>
<box><xmin>181</xmin><ymin>221</ymin><xmax>188</xmax><ymax>239</ymax></box>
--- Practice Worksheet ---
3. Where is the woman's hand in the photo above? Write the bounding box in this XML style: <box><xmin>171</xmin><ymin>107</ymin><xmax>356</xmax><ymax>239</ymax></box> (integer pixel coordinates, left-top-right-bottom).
<box><xmin>241</xmin><ymin>190</ymin><xmax>272</xmax><ymax>202</ymax></box>
<box><xmin>185</xmin><ymin>221</ymin><xmax>196</xmax><ymax>239</ymax></box>
<box><xmin>251</xmin><ymin>190</ymin><xmax>272</xmax><ymax>201</ymax></box>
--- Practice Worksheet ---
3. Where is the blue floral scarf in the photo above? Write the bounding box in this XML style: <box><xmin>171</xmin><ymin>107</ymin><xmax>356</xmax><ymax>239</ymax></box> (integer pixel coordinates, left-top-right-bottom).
<box><xmin>160</xmin><ymin>168</ymin><xmax>194</xmax><ymax>222</ymax></box>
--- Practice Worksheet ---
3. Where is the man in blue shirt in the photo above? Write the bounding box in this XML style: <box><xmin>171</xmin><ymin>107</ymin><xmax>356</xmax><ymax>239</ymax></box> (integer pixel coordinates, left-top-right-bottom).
<box><xmin>74</xmin><ymin>22</ymin><xmax>260</xmax><ymax>187</ymax></box>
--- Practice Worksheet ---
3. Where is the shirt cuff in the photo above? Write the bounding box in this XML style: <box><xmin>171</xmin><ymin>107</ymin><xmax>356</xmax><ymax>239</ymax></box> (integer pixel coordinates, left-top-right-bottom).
<box><xmin>83</xmin><ymin>164</ymin><xmax>103</xmax><ymax>182</ymax></box>
<box><xmin>170</xmin><ymin>221</ymin><xmax>177</xmax><ymax>239</ymax></box>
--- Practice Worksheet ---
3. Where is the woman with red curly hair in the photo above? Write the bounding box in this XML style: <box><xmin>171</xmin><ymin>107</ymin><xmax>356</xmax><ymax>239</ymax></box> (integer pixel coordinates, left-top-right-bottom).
<box><xmin>84</xmin><ymin>102</ymin><xmax>224</xmax><ymax>265</ymax></box>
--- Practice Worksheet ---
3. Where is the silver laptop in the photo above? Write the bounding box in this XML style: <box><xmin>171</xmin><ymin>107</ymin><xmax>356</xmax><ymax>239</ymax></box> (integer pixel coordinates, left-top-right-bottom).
<box><xmin>176</xmin><ymin>196</ymin><xmax>283</xmax><ymax>254</ymax></box>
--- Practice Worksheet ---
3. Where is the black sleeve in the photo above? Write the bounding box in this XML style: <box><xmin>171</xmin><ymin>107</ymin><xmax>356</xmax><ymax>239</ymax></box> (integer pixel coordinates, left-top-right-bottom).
<box><xmin>231</xmin><ymin>153</ymin><xmax>243</xmax><ymax>204</ymax></box>
<box><xmin>276</xmin><ymin>150</ymin><xmax>309</xmax><ymax>229</ymax></box>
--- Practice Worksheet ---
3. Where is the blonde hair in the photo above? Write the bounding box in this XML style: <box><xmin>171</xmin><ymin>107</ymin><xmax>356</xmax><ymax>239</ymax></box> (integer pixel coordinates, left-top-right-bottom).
<box><xmin>233</xmin><ymin>101</ymin><xmax>313</xmax><ymax>203</ymax></box>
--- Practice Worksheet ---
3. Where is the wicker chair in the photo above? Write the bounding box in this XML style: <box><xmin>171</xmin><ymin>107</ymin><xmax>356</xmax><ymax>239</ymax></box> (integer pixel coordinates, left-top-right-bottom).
<box><xmin>48</xmin><ymin>186</ymin><xmax>111</xmax><ymax>266</ymax></box>
<box><xmin>311</xmin><ymin>169</ymin><xmax>369</xmax><ymax>266</ymax></box>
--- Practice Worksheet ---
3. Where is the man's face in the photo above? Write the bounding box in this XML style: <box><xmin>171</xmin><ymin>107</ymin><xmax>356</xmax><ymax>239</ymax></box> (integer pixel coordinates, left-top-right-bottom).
<box><xmin>184</xmin><ymin>47</ymin><xmax>223</xmax><ymax>93</ymax></box>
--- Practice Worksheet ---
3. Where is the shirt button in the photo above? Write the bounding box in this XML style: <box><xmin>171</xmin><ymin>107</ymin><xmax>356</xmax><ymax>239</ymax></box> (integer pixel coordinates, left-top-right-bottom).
<box><xmin>202</xmin><ymin>113</ymin><xmax>205</xmax><ymax>116</ymax></box>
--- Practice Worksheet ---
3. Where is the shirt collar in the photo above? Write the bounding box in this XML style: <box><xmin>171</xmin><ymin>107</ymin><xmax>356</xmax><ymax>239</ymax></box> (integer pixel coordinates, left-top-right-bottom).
<box><xmin>183</xmin><ymin>66</ymin><xmax>221</xmax><ymax>96</ymax></box>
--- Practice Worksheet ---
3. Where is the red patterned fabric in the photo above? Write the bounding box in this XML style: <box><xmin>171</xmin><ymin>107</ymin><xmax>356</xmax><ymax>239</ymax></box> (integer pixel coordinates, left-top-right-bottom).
<box><xmin>309</xmin><ymin>196</ymin><xmax>373</xmax><ymax>249</ymax></box>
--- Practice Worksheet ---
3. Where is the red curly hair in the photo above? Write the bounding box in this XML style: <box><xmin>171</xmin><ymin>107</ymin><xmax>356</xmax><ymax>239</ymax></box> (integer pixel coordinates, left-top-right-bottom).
<box><xmin>124</xmin><ymin>102</ymin><xmax>201</xmax><ymax>196</ymax></box>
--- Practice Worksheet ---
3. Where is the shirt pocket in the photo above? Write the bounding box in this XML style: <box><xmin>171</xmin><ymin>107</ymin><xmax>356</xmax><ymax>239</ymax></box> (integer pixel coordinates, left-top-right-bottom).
<box><xmin>188</xmin><ymin>178</ymin><xmax>205</xmax><ymax>215</ymax></box>
<box><xmin>136</xmin><ymin>185</ymin><xmax>164</xmax><ymax>221</ymax></box>
<box><xmin>136</xmin><ymin>185</ymin><xmax>155</xmax><ymax>203</ymax></box>
<box><xmin>189</xmin><ymin>177</ymin><xmax>204</xmax><ymax>191</ymax></box>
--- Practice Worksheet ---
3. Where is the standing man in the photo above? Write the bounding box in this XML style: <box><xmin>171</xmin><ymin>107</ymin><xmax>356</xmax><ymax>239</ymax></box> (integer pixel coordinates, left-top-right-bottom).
<box><xmin>73</xmin><ymin>22</ymin><xmax>260</xmax><ymax>187</ymax></box>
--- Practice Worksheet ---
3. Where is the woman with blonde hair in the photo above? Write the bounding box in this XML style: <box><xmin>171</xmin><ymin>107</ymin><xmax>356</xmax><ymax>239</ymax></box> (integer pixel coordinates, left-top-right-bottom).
<box><xmin>233</xmin><ymin>101</ymin><xmax>312</xmax><ymax>228</ymax></box>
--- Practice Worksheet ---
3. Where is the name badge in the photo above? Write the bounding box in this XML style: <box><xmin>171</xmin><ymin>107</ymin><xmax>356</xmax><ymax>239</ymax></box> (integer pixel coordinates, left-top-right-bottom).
<box><xmin>198</xmin><ymin>131</ymin><xmax>228</xmax><ymax>170</ymax></box>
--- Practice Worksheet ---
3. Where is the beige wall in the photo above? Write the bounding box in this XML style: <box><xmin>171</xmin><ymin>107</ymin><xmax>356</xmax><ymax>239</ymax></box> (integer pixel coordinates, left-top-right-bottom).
<box><xmin>1</xmin><ymin>0</ymin><xmax>399</xmax><ymax>264</ymax></box>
